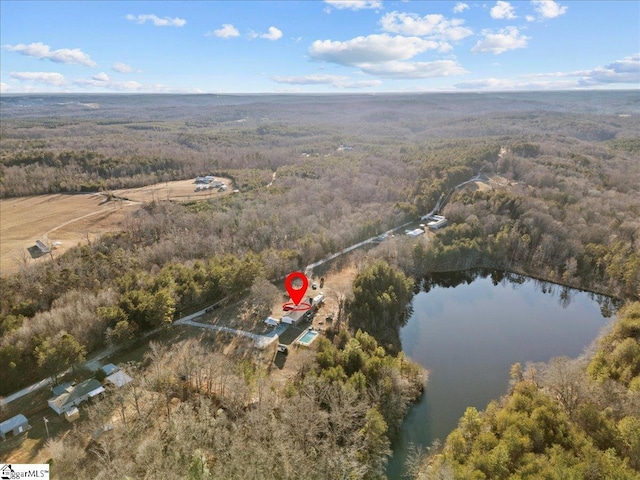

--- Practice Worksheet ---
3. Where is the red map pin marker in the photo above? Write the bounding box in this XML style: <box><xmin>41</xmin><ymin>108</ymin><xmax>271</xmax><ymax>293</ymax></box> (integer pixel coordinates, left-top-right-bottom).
<box><xmin>285</xmin><ymin>272</ymin><xmax>308</xmax><ymax>306</ymax></box>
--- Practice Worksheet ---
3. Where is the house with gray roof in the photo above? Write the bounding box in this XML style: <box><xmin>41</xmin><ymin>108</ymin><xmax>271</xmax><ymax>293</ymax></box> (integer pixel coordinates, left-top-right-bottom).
<box><xmin>48</xmin><ymin>378</ymin><xmax>105</xmax><ymax>415</ymax></box>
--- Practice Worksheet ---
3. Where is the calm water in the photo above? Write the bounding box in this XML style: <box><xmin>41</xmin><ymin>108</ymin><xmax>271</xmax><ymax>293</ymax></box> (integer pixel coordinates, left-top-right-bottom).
<box><xmin>386</xmin><ymin>270</ymin><xmax>614</xmax><ymax>479</ymax></box>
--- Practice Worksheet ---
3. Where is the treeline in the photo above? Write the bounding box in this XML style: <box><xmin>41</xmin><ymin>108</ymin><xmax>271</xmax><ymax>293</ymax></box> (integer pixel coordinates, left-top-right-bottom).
<box><xmin>417</xmin><ymin>302</ymin><xmax>640</xmax><ymax>478</ymax></box>
<box><xmin>48</xmin><ymin>329</ymin><xmax>424</xmax><ymax>479</ymax></box>
<box><xmin>0</xmin><ymin>150</ymin><xmax>193</xmax><ymax>197</ymax></box>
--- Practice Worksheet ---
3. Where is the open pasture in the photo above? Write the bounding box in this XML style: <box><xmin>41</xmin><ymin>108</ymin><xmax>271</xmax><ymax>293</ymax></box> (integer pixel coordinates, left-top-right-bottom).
<box><xmin>0</xmin><ymin>193</ymin><xmax>133</xmax><ymax>275</ymax></box>
<box><xmin>110</xmin><ymin>177</ymin><xmax>233</xmax><ymax>203</ymax></box>
<box><xmin>0</xmin><ymin>178</ymin><xmax>231</xmax><ymax>276</ymax></box>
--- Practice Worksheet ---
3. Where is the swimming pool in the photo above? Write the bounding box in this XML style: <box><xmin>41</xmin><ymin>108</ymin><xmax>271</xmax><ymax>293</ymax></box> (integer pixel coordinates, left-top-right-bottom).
<box><xmin>297</xmin><ymin>330</ymin><xmax>319</xmax><ymax>347</ymax></box>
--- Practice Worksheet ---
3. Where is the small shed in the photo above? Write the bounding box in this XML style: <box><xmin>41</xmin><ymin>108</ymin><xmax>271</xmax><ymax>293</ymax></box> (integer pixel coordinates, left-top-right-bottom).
<box><xmin>35</xmin><ymin>240</ymin><xmax>51</xmax><ymax>254</ymax></box>
<box><xmin>64</xmin><ymin>407</ymin><xmax>80</xmax><ymax>423</ymax></box>
<box><xmin>106</xmin><ymin>370</ymin><xmax>133</xmax><ymax>388</ymax></box>
<box><xmin>0</xmin><ymin>414</ymin><xmax>30</xmax><ymax>440</ymax></box>
<box><xmin>264</xmin><ymin>317</ymin><xmax>280</xmax><ymax>327</ymax></box>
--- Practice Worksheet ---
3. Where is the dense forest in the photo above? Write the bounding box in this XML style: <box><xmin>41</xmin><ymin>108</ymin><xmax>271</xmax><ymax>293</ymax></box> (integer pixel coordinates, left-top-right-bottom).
<box><xmin>0</xmin><ymin>92</ymin><xmax>638</xmax><ymax>477</ymax></box>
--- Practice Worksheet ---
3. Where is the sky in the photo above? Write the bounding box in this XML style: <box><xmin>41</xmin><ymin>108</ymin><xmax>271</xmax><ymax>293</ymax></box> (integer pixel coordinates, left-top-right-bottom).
<box><xmin>1</xmin><ymin>0</ymin><xmax>639</xmax><ymax>94</ymax></box>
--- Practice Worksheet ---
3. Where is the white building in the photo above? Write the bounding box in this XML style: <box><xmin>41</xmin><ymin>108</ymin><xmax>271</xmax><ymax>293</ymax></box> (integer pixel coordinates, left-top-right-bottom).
<box><xmin>427</xmin><ymin>215</ymin><xmax>448</xmax><ymax>230</ymax></box>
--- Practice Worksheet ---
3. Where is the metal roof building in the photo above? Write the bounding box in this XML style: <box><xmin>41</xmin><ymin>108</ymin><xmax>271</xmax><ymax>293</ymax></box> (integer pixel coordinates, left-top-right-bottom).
<box><xmin>0</xmin><ymin>414</ymin><xmax>30</xmax><ymax>440</ymax></box>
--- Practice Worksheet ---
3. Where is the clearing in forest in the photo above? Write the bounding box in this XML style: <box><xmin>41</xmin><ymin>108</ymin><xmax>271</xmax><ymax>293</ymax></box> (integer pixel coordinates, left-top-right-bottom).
<box><xmin>0</xmin><ymin>178</ymin><xmax>232</xmax><ymax>276</ymax></box>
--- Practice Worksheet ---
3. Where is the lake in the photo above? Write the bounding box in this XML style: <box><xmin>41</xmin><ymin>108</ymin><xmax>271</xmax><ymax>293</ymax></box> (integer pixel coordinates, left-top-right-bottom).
<box><xmin>386</xmin><ymin>269</ymin><xmax>616</xmax><ymax>479</ymax></box>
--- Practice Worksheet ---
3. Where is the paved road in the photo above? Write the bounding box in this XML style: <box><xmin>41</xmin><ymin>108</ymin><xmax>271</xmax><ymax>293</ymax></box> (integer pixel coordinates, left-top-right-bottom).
<box><xmin>0</xmin><ymin>377</ymin><xmax>53</xmax><ymax>405</ymax></box>
<box><xmin>305</xmin><ymin>220</ymin><xmax>414</xmax><ymax>276</ymax></box>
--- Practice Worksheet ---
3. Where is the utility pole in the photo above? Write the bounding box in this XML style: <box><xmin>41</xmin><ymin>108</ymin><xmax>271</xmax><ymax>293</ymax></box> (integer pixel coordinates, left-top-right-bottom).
<box><xmin>43</xmin><ymin>416</ymin><xmax>50</xmax><ymax>439</ymax></box>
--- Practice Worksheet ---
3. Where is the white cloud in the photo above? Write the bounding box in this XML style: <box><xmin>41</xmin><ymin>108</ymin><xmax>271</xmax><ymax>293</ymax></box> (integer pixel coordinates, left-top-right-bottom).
<box><xmin>261</xmin><ymin>26</ymin><xmax>283</xmax><ymax>41</ymax></box>
<box><xmin>531</xmin><ymin>0</ymin><xmax>567</xmax><ymax>19</ymax></box>
<box><xmin>72</xmin><ymin>73</ymin><xmax>199</xmax><ymax>93</ymax></box>
<box><xmin>454</xmin><ymin>77</ymin><xmax>556</xmax><ymax>90</ymax></box>
<box><xmin>112</xmin><ymin>62</ymin><xmax>134</xmax><ymax>73</ymax></box>
<box><xmin>125</xmin><ymin>14</ymin><xmax>186</xmax><ymax>27</ymax></box>
<box><xmin>471</xmin><ymin>27</ymin><xmax>529</xmax><ymax>54</ymax></box>
<box><xmin>0</xmin><ymin>82</ymin><xmax>9</xmax><ymax>93</ymax></box>
<box><xmin>10</xmin><ymin>71</ymin><xmax>67</xmax><ymax>86</ymax></box>
<box><xmin>453</xmin><ymin>3</ymin><xmax>469</xmax><ymax>14</ymax></box>
<box><xmin>93</xmin><ymin>72</ymin><xmax>110</xmax><ymax>82</ymax></box>
<box><xmin>271</xmin><ymin>74</ymin><xmax>381</xmax><ymax>88</ymax></box>
<box><xmin>575</xmin><ymin>54</ymin><xmax>640</xmax><ymax>85</ymax></box>
<box><xmin>208</xmin><ymin>24</ymin><xmax>240</xmax><ymax>39</ymax></box>
<box><xmin>358</xmin><ymin>60</ymin><xmax>468</xmax><ymax>78</ymax></box>
<box><xmin>324</xmin><ymin>0</ymin><xmax>382</xmax><ymax>11</ymax></box>
<box><xmin>3</xmin><ymin>42</ymin><xmax>96</xmax><ymax>67</ymax></box>
<box><xmin>309</xmin><ymin>34</ymin><xmax>438</xmax><ymax>66</ymax></box>
<box><xmin>307</xmin><ymin>34</ymin><xmax>465</xmax><ymax>79</ymax></box>
<box><xmin>380</xmin><ymin>11</ymin><xmax>473</xmax><ymax>41</ymax></box>
<box><xmin>490</xmin><ymin>1</ymin><xmax>516</xmax><ymax>20</ymax></box>
<box><xmin>455</xmin><ymin>54</ymin><xmax>640</xmax><ymax>90</ymax></box>
<box><xmin>74</xmin><ymin>75</ymin><xmax>145</xmax><ymax>91</ymax></box>
<box><xmin>248</xmin><ymin>26</ymin><xmax>284</xmax><ymax>41</ymax></box>
<box><xmin>526</xmin><ymin>15</ymin><xmax>536</xmax><ymax>22</ymax></box>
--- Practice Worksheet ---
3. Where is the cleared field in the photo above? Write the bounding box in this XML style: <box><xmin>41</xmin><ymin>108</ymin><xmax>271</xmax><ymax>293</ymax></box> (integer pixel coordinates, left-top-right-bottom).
<box><xmin>0</xmin><ymin>178</ymin><xmax>232</xmax><ymax>276</ymax></box>
<box><xmin>0</xmin><ymin>193</ymin><xmax>135</xmax><ymax>276</ymax></box>
<box><xmin>111</xmin><ymin>178</ymin><xmax>233</xmax><ymax>203</ymax></box>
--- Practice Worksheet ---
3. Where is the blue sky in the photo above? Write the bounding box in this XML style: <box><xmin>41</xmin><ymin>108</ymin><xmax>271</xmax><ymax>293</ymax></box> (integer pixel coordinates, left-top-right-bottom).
<box><xmin>1</xmin><ymin>0</ymin><xmax>638</xmax><ymax>93</ymax></box>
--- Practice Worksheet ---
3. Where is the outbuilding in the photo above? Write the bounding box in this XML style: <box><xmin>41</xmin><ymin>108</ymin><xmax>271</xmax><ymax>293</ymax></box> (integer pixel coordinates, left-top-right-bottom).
<box><xmin>427</xmin><ymin>215</ymin><xmax>448</xmax><ymax>230</ymax></box>
<box><xmin>106</xmin><ymin>370</ymin><xmax>133</xmax><ymax>388</ymax></box>
<box><xmin>0</xmin><ymin>414</ymin><xmax>30</xmax><ymax>440</ymax></box>
<box><xmin>264</xmin><ymin>317</ymin><xmax>280</xmax><ymax>327</ymax></box>
<box><xmin>35</xmin><ymin>240</ymin><xmax>51</xmax><ymax>254</ymax></box>
<box><xmin>312</xmin><ymin>294</ymin><xmax>325</xmax><ymax>306</ymax></box>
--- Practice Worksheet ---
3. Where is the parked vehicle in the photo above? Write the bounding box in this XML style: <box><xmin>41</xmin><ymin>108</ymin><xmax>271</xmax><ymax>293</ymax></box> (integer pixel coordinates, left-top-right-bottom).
<box><xmin>277</xmin><ymin>344</ymin><xmax>288</xmax><ymax>354</ymax></box>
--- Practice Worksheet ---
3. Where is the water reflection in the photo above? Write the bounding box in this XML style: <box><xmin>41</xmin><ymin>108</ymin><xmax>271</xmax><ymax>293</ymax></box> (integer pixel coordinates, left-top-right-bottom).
<box><xmin>420</xmin><ymin>268</ymin><xmax>619</xmax><ymax>316</ymax></box>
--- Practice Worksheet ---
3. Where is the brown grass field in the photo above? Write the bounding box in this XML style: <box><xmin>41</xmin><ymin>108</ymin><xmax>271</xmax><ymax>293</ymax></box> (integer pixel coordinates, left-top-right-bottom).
<box><xmin>110</xmin><ymin>177</ymin><xmax>232</xmax><ymax>203</ymax></box>
<box><xmin>0</xmin><ymin>178</ymin><xmax>232</xmax><ymax>276</ymax></box>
